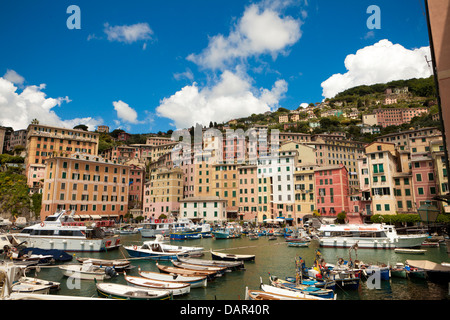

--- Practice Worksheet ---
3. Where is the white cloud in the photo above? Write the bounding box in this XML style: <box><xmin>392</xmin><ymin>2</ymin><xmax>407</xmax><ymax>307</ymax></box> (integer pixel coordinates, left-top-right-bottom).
<box><xmin>173</xmin><ymin>68</ymin><xmax>194</xmax><ymax>81</ymax></box>
<box><xmin>321</xmin><ymin>39</ymin><xmax>432</xmax><ymax>99</ymax></box>
<box><xmin>3</xmin><ymin>69</ymin><xmax>25</xmax><ymax>86</ymax></box>
<box><xmin>104</xmin><ymin>22</ymin><xmax>153</xmax><ymax>44</ymax></box>
<box><xmin>187</xmin><ymin>3</ymin><xmax>302</xmax><ymax>70</ymax></box>
<box><xmin>156</xmin><ymin>70</ymin><xmax>287</xmax><ymax>129</ymax></box>
<box><xmin>0</xmin><ymin>73</ymin><xmax>101</xmax><ymax>131</ymax></box>
<box><xmin>113</xmin><ymin>100</ymin><xmax>140</xmax><ymax>124</ymax></box>
<box><xmin>299</xmin><ymin>102</ymin><xmax>309</xmax><ymax>108</ymax></box>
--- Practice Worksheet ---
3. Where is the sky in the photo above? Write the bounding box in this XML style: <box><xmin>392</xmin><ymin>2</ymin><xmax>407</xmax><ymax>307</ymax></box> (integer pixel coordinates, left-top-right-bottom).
<box><xmin>0</xmin><ymin>0</ymin><xmax>433</xmax><ymax>134</ymax></box>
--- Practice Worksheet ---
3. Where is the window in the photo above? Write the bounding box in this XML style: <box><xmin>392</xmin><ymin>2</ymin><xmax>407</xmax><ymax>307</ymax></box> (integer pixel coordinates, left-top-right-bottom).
<box><xmin>418</xmin><ymin>187</ymin><xmax>424</xmax><ymax>195</ymax></box>
<box><xmin>416</xmin><ymin>174</ymin><xmax>422</xmax><ymax>182</ymax></box>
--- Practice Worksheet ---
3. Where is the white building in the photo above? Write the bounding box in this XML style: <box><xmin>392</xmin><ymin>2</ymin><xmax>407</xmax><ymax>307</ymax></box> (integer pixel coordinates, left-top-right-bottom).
<box><xmin>179</xmin><ymin>196</ymin><xmax>228</xmax><ymax>223</ymax></box>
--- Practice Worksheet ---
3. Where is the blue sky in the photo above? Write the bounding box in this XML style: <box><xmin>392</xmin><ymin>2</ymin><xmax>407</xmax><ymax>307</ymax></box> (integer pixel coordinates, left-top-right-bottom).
<box><xmin>0</xmin><ymin>0</ymin><xmax>432</xmax><ymax>134</ymax></box>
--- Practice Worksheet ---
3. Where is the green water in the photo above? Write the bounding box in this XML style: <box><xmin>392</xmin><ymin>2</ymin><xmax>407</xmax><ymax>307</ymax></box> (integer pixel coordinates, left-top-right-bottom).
<box><xmin>18</xmin><ymin>234</ymin><xmax>450</xmax><ymax>300</ymax></box>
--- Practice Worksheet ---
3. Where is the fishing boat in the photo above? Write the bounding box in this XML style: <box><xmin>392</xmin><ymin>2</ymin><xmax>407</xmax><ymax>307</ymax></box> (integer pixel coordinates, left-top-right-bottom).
<box><xmin>176</xmin><ymin>256</ymin><xmax>245</xmax><ymax>270</ymax></box>
<box><xmin>156</xmin><ymin>262</ymin><xmax>218</xmax><ymax>280</ymax></box>
<box><xmin>287</xmin><ymin>242</ymin><xmax>309</xmax><ymax>247</ymax></box>
<box><xmin>17</xmin><ymin>276</ymin><xmax>60</xmax><ymax>291</ymax></box>
<box><xmin>269</xmin><ymin>275</ymin><xmax>335</xmax><ymax>299</ymax></box>
<box><xmin>124</xmin><ymin>272</ymin><xmax>190</xmax><ymax>296</ymax></box>
<box><xmin>248</xmin><ymin>233</ymin><xmax>259</xmax><ymax>240</ymax></box>
<box><xmin>138</xmin><ymin>267</ymin><xmax>207</xmax><ymax>288</ymax></box>
<box><xmin>285</xmin><ymin>228</ymin><xmax>311</xmax><ymax>243</ymax></box>
<box><xmin>394</xmin><ymin>248</ymin><xmax>427</xmax><ymax>254</ymax></box>
<box><xmin>317</xmin><ymin>224</ymin><xmax>427</xmax><ymax>249</ymax></box>
<box><xmin>95</xmin><ymin>280</ymin><xmax>172</xmax><ymax>300</ymax></box>
<box><xmin>124</xmin><ymin>235</ymin><xmax>204</xmax><ymax>260</ymax></box>
<box><xmin>11</xmin><ymin>282</ymin><xmax>52</xmax><ymax>295</ymax></box>
<box><xmin>406</xmin><ymin>260</ymin><xmax>450</xmax><ymax>282</ymax></box>
<box><xmin>268</xmin><ymin>235</ymin><xmax>277</xmax><ymax>241</ymax></box>
<box><xmin>359</xmin><ymin>263</ymin><xmax>390</xmax><ymax>281</ymax></box>
<box><xmin>210</xmin><ymin>250</ymin><xmax>255</xmax><ymax>262</ymax></box>
<box><xmin>245</xmin><ymin>287</ymin><xmax>312</xmax><ymax>300</ymax></box>
<box><xmin>390</xmin><ymin>263</ymin><xmax>408</xmax><ymax>279</ymax></box>
<box><xmin>59</xmin><ymin>261</ymin><xmax>117</xmax><ymax>280</ymax></box>
<box><xmin>14</xmin><ymin>210</ymin><xmax>120</xmax><ymax>252</ymax></box>
<box><xmin>116</xmin><ymin>225</ymin><xmax>139</xmax><ymax>235</ymax></box>
<box><xmin>169</xmin><ymin>221</ymin><xmax>212</xmax><ymax>240</ymax></box>
<box><xmin>260</xmin><ymin>282</ymin><xmax>335</xmax><ymax>300</ymax></box>
<box><xmin>171</xmin><ymin>260</ymin><xmax>227</xmax><ymax>275</ymax></box>
<box><xmin>76</xmin><ymin>257</ymin><xmax>131</xmax><ymax>271</ymax></box>
<box><xmin>212</xmin><ymin>226</ymin><xmax>241</xmax><ymax>239</ymax></box>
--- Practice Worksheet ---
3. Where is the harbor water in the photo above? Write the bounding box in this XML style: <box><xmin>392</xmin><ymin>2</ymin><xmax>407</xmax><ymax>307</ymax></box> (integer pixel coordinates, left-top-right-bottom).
<box><xmin>12</xmin><ymin>234</ymin><xmax>450</xmax><ymax>300</ymax></box>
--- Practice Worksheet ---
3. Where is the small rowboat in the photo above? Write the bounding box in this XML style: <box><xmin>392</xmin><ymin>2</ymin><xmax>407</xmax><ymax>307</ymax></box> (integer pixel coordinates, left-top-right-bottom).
<box><xmin>95</xmin><ymin>280</ymin><xmax>172</xmax><ymax>300</ymax></box>
<box><xmin>177</xmin><ymin>256</ymin><xmax>244</xmax><ymax>270</ymax></box>
<box><xmin>138</xmin><ymin>267</ymin><xmax>207</xmax><ymax>288</ymax></box>
<box><xmin>171</xmin><ymin>260</ymin><xmax>227</xmax><ymax>274</ymax></box>
<box><xmin>260</xmin><ymin>283</ymin><xmax>335</xmax><ymax>300</ymax></box>
<box><xmin>124</xmin><ymin>272</ymin><xmax>190</xmax><ymax>296</ymax></box>
<box><xmin>394</xmin><ymin>248</ymin><xmax>426</xmax><ymax>254</ymax></box>
<box><xmin>156</xmin><ymin>262</ymin><xmax>217</xmax><ymax>280</ymax></box>
<box><xmin>11</xmin><ymin>282</ymin><xmax>52</xmax><ymax>294</ymax></box>
<box><xmin>17</xmin><ymin>277</ymin><xmax>60</xmax><ymax>291</ymax></box>
<box><xmin>245</xmin><ymin>287</ymin><xmax>306</xmax><ymax>300</ymax></box>
<box><xmin>210</xmin><ymin>250</ymin><xmax>255</xmax><ymax>262</ymax></box>
<box><xmin>76</xmin><ymin>257</ymin><xmax>131</xmax><ymax>271</ymax></box>
<box><xmin>288</xmin><ymin>242</ymin><xmax>309</xmax><ymax>247</ymax></box>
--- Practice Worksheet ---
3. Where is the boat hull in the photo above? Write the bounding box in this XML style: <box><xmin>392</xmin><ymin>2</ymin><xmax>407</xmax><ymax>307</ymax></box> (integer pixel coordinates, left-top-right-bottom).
<box><xmin>210</xmin><ymin>250</ymin><xmax>255</xmax><ymax>262</ymax></box>
<box><xmin>59</xmin><ymin>265</ymin><xmax>108</xmax><ymax>280</ymax></box>
<box><xmin>96</xmin><ymin>282</ymin><xmax>172</xmax><ymax>300</ymax></box>
<box><xmin>319</xmin><ymin>235</ymin><xmax>427</xmax><ymax>249</ymax></box>
<box><xmin>14</xmin><ymin>235</ymin><xmax>121</xmax><ymax>252</ymax></box>
<box><xmin>124</xmin><ymin>247</ymin><xmax>185</xmax><ymax>260</ymax></box>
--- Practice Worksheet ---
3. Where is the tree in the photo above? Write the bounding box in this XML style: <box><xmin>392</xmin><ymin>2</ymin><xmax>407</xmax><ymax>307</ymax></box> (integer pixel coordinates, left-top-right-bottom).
<box><xmin>0</xmin><ymin>171</ymin><xmax>31</xmax><ymax>218</ymax></box>
<box><xmin>73</xmin><ymin>124</ymin><xmax>89</xmax><ymax>131</ymax></box>
<box><xmin>337</xmin><ymin>211</ymin><xmax>347</xmax><ymax>224</ymax></box>
<box><xmin>31</xmin><ymin>193</ymin><xmax>42</xmax><ymax>219</ymax></box>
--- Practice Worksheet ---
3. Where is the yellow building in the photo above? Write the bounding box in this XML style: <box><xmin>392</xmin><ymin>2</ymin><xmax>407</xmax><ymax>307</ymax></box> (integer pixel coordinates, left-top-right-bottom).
<box><xmin>430</xmin><ymin>140</ymin><xmax>450</xmax><ymax>213</ymax></box>
<box><xmin>143</xmin><ymin>167</ymin><xmax>183</xmax><ymax>219</ymax></box>
<box><xmin>26</xmin><ymin>124</ymin><xmax>99</xmax><ymax>186</ymax></box>
<box><xmin>41</xmin><ymin>153</ymin><xmax>129</xmax><ymax>220</ymax></box>
<box><xmin>294</xmin><ymin>164</ymin><xmax>317</xmax><ymax>224</ymax></box>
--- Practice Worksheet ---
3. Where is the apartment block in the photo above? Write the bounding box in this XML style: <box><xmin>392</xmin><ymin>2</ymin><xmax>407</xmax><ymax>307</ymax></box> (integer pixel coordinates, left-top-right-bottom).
<box><xmin>294</xmin><ymin>164</ymin><xmax>317</xmax><ymax>223</ymax></box>
<box><xmin>143</xmin><ymin>167</ymin><xmax>183</xmax><ymax>219</ymax></box>
<box><xmin>314</xmin><ymin>164</ymin><xmax>350</xmax><ymax>217</ymax></box>
<box><xmin>376</xmin><ymin>127</ymin><xmax>441</xmax><ymax>151</ymax></box>
<box><xmin>40</xmin><ymin>153</ymin><xmax>129</xmax><ymax>220</ymax></box>
<box><xmin>375</xmin><ymin>107</ymin><xmax>429</xmax><ymax>128</ymax></box>
<box><xmin>8</xmin><ymin>129</ymin><xmax>27</xmax><ymax>152</ymax></box>
<box><xmin>237</xmin><ymin>165</ymin><xmax>258</xmax><ymax>221</ymax></box>
<box><xmin>25</xmin><ymin>124</ymin><xmax>99</xmax><ymax>185</ymax></box>
<box><xmin>179</xmin><ymin>196</ymin><xmax>227</xmax><ymax>223</ymax></box>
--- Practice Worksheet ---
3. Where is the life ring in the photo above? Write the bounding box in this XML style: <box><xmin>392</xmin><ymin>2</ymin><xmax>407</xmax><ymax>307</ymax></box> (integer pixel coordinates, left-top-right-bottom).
<box><xmin>40</xmin><ymin>222</ymin><xmax>45</xmax><ymax>227</ymax></box>
<box><xmin>133</xmin><ymin>245</ymin><xmax>138</xmax><ymax>250</ymax></box>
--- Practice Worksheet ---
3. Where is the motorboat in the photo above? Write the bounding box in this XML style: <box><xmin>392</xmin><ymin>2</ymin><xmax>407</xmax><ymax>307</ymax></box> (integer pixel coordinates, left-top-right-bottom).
<box><xmin>317</xmin><ymin>224</ymin><xmax>427</xmax><ymax>249</ymax></box>
<box><xmin>59</xmin><ymin>260</ymin><xmax>117</xmax><ymax>280</ymax></box>
<box><xmin>124</xmin><ymin>272</ymin><xmax>190</xmax><ymax>296</ymax></box>
<box><xmin>76</xmin><ymin>257</ymin><xmax>131</xmax><ymax>271</ymax></box>
<box><xmin>155</xmin><ymin>263</ymin><xmax>218</xmax><ymax>280</ymax></box>
<box><xmin>14</xmin><ymin>210</ymin><xmax>121</xmax><ymax>252</ymax></box>
<box><xmin>138</xmin><ymin>267</ymin><xmax>207</xmax><ymax>288</ymax></box>
<box><xmin>95</xmin><ymin>280</ymin><xmax>172</xmax><ymax>300</ymax></box>
<box><xmin>140</xmin><ymin>218</ymin><xmax>209</xmax><ymax>238</ymax></box>
<box><xmin>124</xmin><ymin>235</ymin><xmax>204</xmax><ymax>260</ymax></box>
<box><xmin>176</xmin><ymin>256</ymin><xmax>245</xmax><ymax>270</ymax></box>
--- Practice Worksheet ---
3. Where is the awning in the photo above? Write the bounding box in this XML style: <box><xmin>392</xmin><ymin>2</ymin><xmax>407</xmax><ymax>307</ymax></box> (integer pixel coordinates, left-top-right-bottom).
<box><xmin>80</xmin><ymin>215</ymin><xmax>90</xmax><ymax>219</ymax></box>
<box><xmin>90</xmin><ymin>215</ymin><xmax>102</xmax><ymax>220</ymax></box>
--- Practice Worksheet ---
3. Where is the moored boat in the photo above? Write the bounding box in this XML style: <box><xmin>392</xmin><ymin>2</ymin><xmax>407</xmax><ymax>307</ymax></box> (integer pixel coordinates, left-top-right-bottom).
<box><xmin>260</xmin><ymin>282</ymin><xmax>335</xmax><ymax>300</ymax></box>
<box><xmin>138</xmin><ymin>267</ymin><xmax>207</xmax><ymax>288</ymax></box>
<box><xmin>318</xmin><ymin>224</ymin><xmax>427</xmax><ymax>249</ymax></box>
<box><xmin>210</xmin><ymin>250</ymin><xmax>255</xmax><ymax>262</ymax></box>
<box><xmin>124</xmin><ymin>272</ymin><xmax>190</xmax><ymax>296</ymax></box>
<box><xmin>14</xmin><ymin>210</ymin><xmax>120</xmax><ymax>252</ymax></box>
<box><xmin>95</xmin><ymin>280</ymin><xmax>172</xmax><ymax>300</ymax></box>
<box><xmin>269</xmin><ymin>276</ymin><xmax>335</xmax><ymax>299</ymax></box>
<box><xmin>406</xmin><ymin>260</ymin><xmax>450</xmax><ymax>282</ymax></box>
<box><xmin>394</xmin><ymin>248</ymin><xmax>427</xmax><ymax>254</ymax></box>
<box><xmin>171</xmin><ymin>259</ymin><xmax>227</xmax><ymax>275</ymax></box>
<box><xmin>245</xmin><ymin>287</ymin><xmax>311</xmax><ymax>300</ymax></box>
<box><xmin>59</xmin><ymin>261</ymin><xmax>117</xmax><ymax>280</ymax></box>
<box><xmin>76</xmin><ymin>257</ymin><xmax>131</xmax><ymax>271</ymax></box>
<box><xmin>156</xmin><ymin>262</ymin><xmax>217</xmax><ymax>280</ymax></box>
<box><xmin>176</xmin><ymin>256</ymin><xmax>245</xmax><ymax>270</ymax></box>
<box><xmin>124</xmin><ymin>235</ymin><xmax>204</xmax><ymax>260</ymax></box>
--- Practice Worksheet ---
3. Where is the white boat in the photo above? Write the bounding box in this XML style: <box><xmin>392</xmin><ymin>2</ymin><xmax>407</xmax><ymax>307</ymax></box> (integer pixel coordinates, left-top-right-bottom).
<box><xmin>95</xmin><ymin>281</ymin><xmax>172</xmax><ymax>300</ymax></box>
<box><xmin>394</xmin><ymin>248</ymin><xmax>427</xmax><ymax>254</ymax></box>
<box><xmin>124</xmin><ymin>272</ymin><xmax>191</xmax><ymax>296</ymax></box>
<box><xmin>0</xmin><ymin>233</ymin><xmax>24</xmax><ymax>253</ymax></box>
<box><xmin>124</xmin><ymin>235</ymin><xmax>204</xmax><ymax>260</ymax></box>
<box><xmin>210</xmin><ymin>250</ymin><xmax>255</xmax><ymax>261</ymax></box>
<box><xmin>76</xmin><ymin>257</ymin><xmax>131</xmax><ymax>271</ymax></box>
<box><xmin>140</xmin><ymin>218</ymin><xmax>208</xmax><ymax>238</ymax></box>
<box><xmin>59</xmin><ymin>261</ymin><xmax>116</xmax><ymax>280</ymax></box>
<box><xmin>317</xmin><ymin>224</ymin><xmax>427</xmax><ymax>249</ymax></box>
<box><xmin>138</xmin><ymin>267</ymin><xmax>207</xmax><ymax>288</ymax></box>
<box><xmin>14</xmin><ymin>210</ymin><xmax>121</xmax><ymax>252</ymax></box>
<box><xmin>245</xmin><ymin>287</ymin><xmax>309</xmax><ymax>300</ymax></box>
<box><xmin>11</xmin><ymin>282</ymin><xmax>52</xmax><ymax>295</ymax></box>
<box><xmin>17</xmin><ymin>276</ymin><xmax>60</xmax><ymax>291</ymax></box>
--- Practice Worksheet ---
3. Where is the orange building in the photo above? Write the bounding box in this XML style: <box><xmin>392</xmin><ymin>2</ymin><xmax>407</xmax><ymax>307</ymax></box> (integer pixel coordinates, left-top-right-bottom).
<box><xmin>40</xmin><ymin>153</ymin><xmax>129</xmax><ymax>220</ymax></box>
<box><xmin>25</xmin><ymin>124</ymin><xmax>99</xmax><ymax>186</ymax></box>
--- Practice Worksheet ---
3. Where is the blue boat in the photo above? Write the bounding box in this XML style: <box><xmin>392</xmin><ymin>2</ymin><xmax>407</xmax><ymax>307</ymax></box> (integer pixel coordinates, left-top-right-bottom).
<box><xmin>169</xmin><ymin>221</ymin><xmax>212</xmax><ymax>240</ymax></box>
<box><xmin>212</xmin><ymin>227</ymin><xmax>241</xmax><ymax>239</ymax></box>
<box><xmin>269</xmin><ymin>276</ymin><xmax>335</xmax><ymax>299</ymax></box>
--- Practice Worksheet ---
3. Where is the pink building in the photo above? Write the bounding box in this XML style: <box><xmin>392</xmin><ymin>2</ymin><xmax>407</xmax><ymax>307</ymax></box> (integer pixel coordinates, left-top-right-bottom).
<box><xmin>128</xmin><ymin>164</ymin><xmax>145</xmax><ymax>210</ymax></box>
<box><xmin>314</xmin><ymin>164</ymin><xmax>350</xmax><ymax>217</ymax></box>
<box><xmin>237</xmin><ymin>165</ymin><xmax>258</xmax><ymax>221</ymax></box>
<box><xmin>411</xmin><ymin>153</ymin><xmax>439</xmax><ymax>209</ymax></box>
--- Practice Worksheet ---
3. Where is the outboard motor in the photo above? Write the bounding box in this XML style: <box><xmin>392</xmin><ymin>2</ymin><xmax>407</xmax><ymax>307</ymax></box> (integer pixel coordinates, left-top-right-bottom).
<box><xmin>105</xmin><ymin>266</ymin><xmax>118</xmax><ymax>278</ymax></box>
